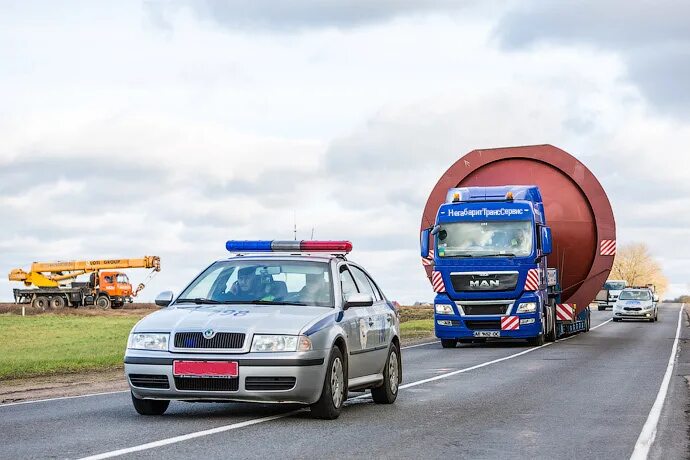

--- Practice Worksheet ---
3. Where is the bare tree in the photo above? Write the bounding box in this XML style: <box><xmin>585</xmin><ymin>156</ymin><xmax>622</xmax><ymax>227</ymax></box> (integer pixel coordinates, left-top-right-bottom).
<box><xmin>610</xmin><ymin>242</ymin><xmax>668</xmax><ymax>295</ymax></box>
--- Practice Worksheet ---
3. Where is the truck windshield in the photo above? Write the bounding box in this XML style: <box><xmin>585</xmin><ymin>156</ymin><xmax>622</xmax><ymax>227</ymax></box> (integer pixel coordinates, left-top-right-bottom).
<box><xmin>436</xmin><ymin>221</ymin><xmax>533</xmax><ymax>257</ymax></box>
<box><xmin>177</xmin><ymin>260</ymin><xmax>334</xmax><ymax>307</ymax></box>
<box><xmin>604</xmin><ymin>281</ymin><xmax>626</xmax><ymax>290</ymax></box>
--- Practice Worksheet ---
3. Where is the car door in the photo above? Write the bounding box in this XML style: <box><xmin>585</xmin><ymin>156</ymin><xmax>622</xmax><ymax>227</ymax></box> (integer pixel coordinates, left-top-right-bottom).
<box><xmin>349</xmin><ymin>265</ymin><xmax>390</xmax><ymax>376</ymax></box>
<box><xmin>338</xmin><ymin>264</ymin><xmax>369</xmax><ymax>379</ymax></box>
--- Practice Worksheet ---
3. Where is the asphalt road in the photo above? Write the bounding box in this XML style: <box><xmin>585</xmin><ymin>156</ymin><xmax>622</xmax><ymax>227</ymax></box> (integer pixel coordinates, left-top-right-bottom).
<box><xmin>1</xmin><ymin>304</ymin><xmax>687</xmax><ymax>460</ymax></box>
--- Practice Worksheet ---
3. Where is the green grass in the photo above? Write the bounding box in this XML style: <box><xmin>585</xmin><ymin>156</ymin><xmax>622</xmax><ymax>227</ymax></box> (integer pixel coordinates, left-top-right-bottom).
<box><xmin>400</xmin><ymin>319</ymin><xmax>435</xmax><ymax>341</ymax></box>
<box><xmin>0</xmin><ymin>314</ymin><xmax>143</xmax><ymax>380</ymax></box>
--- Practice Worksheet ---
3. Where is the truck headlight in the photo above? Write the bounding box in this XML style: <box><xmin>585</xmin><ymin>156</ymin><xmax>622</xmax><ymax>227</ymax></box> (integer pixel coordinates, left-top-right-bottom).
<box><xmin>128</xmin><ymin>333</ymin><xmax>169</xmax><ymax>351</ymax></box>
<box><xmin>435</xmin><ymin>304</ymin><xmax>454</xmax><ymax>314</ymax></box>
<box><xmin>251</xmin><ymin>335</ymin><xmax>312</xmax><ymax>352</ymax></box>
<box><xmin>516</xmin><ymin>302</ymin><xmax>537</xmax><ymax>313</ymax></box>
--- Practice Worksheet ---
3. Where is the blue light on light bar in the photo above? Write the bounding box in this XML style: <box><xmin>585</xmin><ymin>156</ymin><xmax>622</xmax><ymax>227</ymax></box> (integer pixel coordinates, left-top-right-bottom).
<box><xmin>225</xmin><ymin>240</ymin><xmax>272</xmax><ymax>252</ymax></box>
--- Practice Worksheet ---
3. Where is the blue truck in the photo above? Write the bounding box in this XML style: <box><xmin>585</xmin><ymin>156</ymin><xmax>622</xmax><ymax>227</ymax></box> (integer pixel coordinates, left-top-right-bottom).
<box><xmin>421</xmin><ymin>185</ymin><xmax>592</xmax><ymax>347</ymax></box>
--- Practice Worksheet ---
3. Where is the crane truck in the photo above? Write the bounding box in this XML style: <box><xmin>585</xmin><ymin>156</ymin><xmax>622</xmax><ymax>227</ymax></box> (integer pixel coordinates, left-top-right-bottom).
<box><xmin>420</xmin><ymin>145</ymin><xmax>616</xmax><ymax>347</ymax></box>
<box><xmin>9</xmin><ymin>256</ymin><xmax>161</xmax><ymax>309</ymax></box>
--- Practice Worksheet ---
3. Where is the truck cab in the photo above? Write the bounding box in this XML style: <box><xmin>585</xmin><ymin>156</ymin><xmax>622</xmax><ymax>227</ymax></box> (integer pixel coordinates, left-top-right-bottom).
<box><xmin>99</xmin><ymin>271</ymin><xmax>133</xmax><ymax>307</ymax></box>
<box><xmin>421</xmin><ymin>186</ymin><xmax>558</xmax><ymax>347</ymax></box>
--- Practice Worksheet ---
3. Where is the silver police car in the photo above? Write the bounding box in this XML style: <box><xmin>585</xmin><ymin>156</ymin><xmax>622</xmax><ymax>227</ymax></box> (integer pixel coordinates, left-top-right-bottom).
<box><xmin>124</xmin><ymin>240</ymin><xmax>401</xmax><ymax>419</ymax></box>
<box><xmin>612</xmin><ymin>288</ymin><xmax>658</xmax><ymax>322</ymax></box>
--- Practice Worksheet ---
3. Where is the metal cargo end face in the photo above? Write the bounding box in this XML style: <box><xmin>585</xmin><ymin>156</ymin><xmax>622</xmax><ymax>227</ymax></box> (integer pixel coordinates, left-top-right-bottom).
<box><xmin>421</xmin><ymin>144</ymin><xmax>616</xmax><ymax>315</ymax></box>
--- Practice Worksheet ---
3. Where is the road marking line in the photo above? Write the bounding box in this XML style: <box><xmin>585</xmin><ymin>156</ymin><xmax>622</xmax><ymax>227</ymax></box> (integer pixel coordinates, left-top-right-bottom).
<box><xmin>81</xmin><ymin>319</ymin><xmax>617</xmax><ymax>459</ymax></box>
<box><xmin>630</xmin><ymin>305</ymin><xmax>683</xmax><ymax>460</ymax></box>
<box><xmin>402</xmin><ymin>340</ymin><xmax>440</xmax><ymax>349</ymax></box>
<box><xmin>78</xmin><ymin>411</ymin><xmax>301</xmax><ymax>460</ymax></box>
<box><xmin>0</xmin><ymin>390</ymin><xmax>129</xmax><ymax>408</ymax></box>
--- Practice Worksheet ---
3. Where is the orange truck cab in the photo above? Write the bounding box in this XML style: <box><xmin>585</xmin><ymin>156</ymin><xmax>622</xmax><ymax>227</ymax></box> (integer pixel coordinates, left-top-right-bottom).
<box><xmin>98</xmin><ymin>271</ymin><xmax>133</xmax><ymax>307</ymax></box>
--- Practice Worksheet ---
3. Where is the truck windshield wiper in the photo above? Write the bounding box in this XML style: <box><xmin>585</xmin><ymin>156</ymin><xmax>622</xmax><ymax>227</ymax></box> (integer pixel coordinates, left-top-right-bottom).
<box><xmin>483</xmin><ymin>253</ymin><xmax>516</xmax><ymax>257</ymax></box>
<box><xmin>176</xmin><ymin>298</ymin><xmax>224</xmax><ymax>304</ymax></box>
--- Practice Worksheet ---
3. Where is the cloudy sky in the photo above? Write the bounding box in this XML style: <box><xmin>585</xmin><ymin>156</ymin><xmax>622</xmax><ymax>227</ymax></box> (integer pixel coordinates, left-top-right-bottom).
<box><xmin>1</xmin><ymin>0</ymin><xmax>689</xmax><ymax>303</ymax></box>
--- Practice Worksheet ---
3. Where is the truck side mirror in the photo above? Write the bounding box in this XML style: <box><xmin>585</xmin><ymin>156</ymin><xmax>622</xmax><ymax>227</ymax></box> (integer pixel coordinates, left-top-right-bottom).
<box><xmin>420</xmin><ymin>228</ymin><xmax>431</xmax><ymax>258</ymax></box>
<box><xmin>541</xmin><ymin>226</ymin><xmax>553</xmax><ymax>255</ymax></box>
<box><xmin>155</xmin><ymin>291</ymin><xmax>174</xmax><ymax>307</ymax></box>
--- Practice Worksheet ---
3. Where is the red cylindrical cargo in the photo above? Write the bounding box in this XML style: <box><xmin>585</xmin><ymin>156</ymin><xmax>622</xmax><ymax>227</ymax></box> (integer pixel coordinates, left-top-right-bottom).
<box><xmin>421</xmin><ymin>144</ymin><xmax>616</xmax><ymax>314</ymax></box>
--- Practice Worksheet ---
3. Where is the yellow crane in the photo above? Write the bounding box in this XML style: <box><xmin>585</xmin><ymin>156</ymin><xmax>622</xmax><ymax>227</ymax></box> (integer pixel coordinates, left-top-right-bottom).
<box><xmin>9</xmin><ymin>256</ymin><xmax>161</xmax><ymax>310</ymax></box>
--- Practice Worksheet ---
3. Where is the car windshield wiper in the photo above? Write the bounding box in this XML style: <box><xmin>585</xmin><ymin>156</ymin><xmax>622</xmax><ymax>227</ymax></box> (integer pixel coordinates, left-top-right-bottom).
<box><xmin>250</xmin><ymin>300</ymin><xmax>310</xmax><ymax>306</ymax></box>
<box><xmin>176</xmin><ymin>298</ymin><xmax>224</xmax><ymax>304</ymax></box>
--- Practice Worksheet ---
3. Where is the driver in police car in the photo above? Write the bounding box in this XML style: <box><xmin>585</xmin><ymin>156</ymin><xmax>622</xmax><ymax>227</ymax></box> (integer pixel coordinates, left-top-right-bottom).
<box><xmin>228</xmin><ymin>266</ymin><xmax>260</xmax><ymax>300</ymax></box>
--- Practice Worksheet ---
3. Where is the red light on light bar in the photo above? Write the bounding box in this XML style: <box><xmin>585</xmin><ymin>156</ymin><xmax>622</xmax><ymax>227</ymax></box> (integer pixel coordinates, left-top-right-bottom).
<box><xmin>300</xmin><ymin>241</ymin><xmax>353</xmax><ymax>253</ymax></box>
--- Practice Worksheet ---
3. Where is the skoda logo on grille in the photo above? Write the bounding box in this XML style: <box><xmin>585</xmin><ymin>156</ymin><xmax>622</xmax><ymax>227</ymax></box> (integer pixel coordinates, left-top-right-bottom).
<box><xmin>203</xmin><ymin>329</ymin><xmax>216</xmax><ymax>339</ymax></box>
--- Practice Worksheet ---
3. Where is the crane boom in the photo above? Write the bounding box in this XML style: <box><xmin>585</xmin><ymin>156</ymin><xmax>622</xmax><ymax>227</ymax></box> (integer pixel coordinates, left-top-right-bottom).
<box><xmin>8</xmin><ymin>256</ymin><xmax>161</xmax><ymax>287</ymax></box>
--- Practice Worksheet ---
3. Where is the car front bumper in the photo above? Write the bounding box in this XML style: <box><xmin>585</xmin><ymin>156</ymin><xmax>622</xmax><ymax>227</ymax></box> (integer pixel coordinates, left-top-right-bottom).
<box><xmin>124</xmin><ymin>350</ymin><xmax>328</xmax><ymax>405</ymax></box>
<box><xmin>614</xmin><ymin>310</ymin><xmax>655</xmax><ymax>319</ymax></box>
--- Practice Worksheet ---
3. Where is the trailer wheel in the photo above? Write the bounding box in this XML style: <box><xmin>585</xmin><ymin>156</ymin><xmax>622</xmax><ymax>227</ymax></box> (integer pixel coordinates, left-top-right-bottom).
<box><xmin>31</xmin><ymin>296</ymin><xmax>49</xmax><ymax>310</ymax></box>
<box><xmin>585</xmin><ymin>309</ymin><xmax>591</xmax><ymax>331</ymax></box>
<box><xmin>95</xmin><ymin>295</ymin><xmax>111</xmax><ymax>309</ymax></box>
<box><xmin>49</xmin><ymin>296</ymin><xmax>66</xmax><ymax>309</ymax></box>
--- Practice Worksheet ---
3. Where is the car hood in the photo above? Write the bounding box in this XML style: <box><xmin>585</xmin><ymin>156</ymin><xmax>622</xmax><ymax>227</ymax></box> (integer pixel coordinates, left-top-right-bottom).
<box><xmin>133</xmin><ymin>304</ymin><xmax>335</xmax><ymax>336</ymax></box>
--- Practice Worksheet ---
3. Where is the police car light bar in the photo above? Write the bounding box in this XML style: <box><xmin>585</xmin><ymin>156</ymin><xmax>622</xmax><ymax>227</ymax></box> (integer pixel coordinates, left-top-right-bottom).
<box><xmin>226</xmin><ymin>240</ymin><xmax>353</xmax><ymax>253</ymax></box>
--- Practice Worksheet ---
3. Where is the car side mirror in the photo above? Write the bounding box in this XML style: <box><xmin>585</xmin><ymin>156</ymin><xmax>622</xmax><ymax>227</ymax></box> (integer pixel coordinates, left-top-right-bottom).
<box><xmin>653</xmin><ymin>295</ymin><xmax>659</xmax><ymax>303</ymax></box>
<box><xmin>344</xmin><ymin>293</ymin><xmax>374</xmax><ymax>309</ymax></box>
<box><xmin>155</xmin><ymin>291</ymin><xmax>174</xmax><ymax>307</ymax></box>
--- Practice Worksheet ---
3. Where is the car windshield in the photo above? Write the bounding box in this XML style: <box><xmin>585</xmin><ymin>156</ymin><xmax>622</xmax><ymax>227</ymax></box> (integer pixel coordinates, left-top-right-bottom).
<box><xmin>604</xmin><ymin>281</ymin><xmax>627</xmax><ymax>290</ymax></box>
<box><xmin>619</xmin><ymin>290</ymin><xmax>651</xmax><ymax>301</ymax></box>
<box><xmin>436</xmin><ymin>221</ymin><xmax>533</xmax><ymax>257</ymax></box>
<box><xmin>177</xmin><ymin>260</ymin><xmax>334</xmax><ymax>307</ymax></box>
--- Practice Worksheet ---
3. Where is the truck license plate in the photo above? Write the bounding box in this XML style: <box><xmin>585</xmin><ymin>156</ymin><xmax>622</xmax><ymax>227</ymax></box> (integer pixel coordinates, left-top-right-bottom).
<box><xmin>473</xmin><ymin>331</ymin><xmax>500</xmax><ymax>338</ymax></box>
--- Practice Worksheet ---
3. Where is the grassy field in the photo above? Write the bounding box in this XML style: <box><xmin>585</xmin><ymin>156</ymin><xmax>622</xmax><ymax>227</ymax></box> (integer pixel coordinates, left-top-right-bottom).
<box><xmin>0</xmin><ymin>314</ymin><xmax>145</xmax><ymax>380</ymax></box>
<box><xmin>0</xmin><ymin>306</ymin><xmax>434</xmax><ymax>380</ymax></box>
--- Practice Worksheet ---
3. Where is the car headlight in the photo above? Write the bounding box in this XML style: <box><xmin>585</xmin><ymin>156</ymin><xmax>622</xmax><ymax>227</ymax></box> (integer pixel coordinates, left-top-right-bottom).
<box><xmin>251</xmin><ymin>335</ymin><xmax>312</xmax><ymax>352</ymax></box>
<box><xmin>127</xmin><ymin>333</ymin><xmax>169</xmax><ymax>351</ymax></box>
<box><xmin>516</xmin><ymin>302</ymin><xmax>537</xmax><ymax>313</ymax></box>
<box><xmin>435</xmin><ymin>304</ymin><xmax>454</xmax><ymax>315</ymax></box>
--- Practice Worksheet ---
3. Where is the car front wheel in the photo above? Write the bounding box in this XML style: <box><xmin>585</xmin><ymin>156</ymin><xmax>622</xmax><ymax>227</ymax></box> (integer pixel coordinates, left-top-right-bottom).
<box><xmin>310</xmin><ymin>346</ymin><xmax>345</xmax><ymax>419</ymax></box>
<box><xmin>371</xmin><ymin>343</ymin><xmax>400</xmax><ymax>404</ymax></box>
<box><xmin>131</xmin><ymin>392</ymin><xmax>169</xmax><ymax>415</ymax></box>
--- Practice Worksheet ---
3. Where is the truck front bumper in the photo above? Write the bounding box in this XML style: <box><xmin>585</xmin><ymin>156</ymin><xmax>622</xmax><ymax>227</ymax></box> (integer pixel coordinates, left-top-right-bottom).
<box><xmin>434</xmin><ymin>314</ymin><xmax>543</xmax><ymax>340</ymax></box>
<box><xmin>124</xmin><ymin>350</ymin><xmax>329</xmax><ymax>405</ymax></box>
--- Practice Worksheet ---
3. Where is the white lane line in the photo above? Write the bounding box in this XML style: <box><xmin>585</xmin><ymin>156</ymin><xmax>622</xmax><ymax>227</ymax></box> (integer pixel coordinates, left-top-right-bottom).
<box><xmin>630</xmin><ymin>305</ymin><xmax>684</xmax><ymax>460</ymax></box>
<box><xmin>402</xmin><ymin>340</ymin><xmax>440</xmax><ymax>349</ymax></box>
<box><xmin>0</xmin><ymin>390</ymin><xmax>128</xmax><ymax>408</ymax></box>
<box><xmin>78</xmin><ymin>410</ymin><xmax>301</xmax><ymax>460</ymax></box>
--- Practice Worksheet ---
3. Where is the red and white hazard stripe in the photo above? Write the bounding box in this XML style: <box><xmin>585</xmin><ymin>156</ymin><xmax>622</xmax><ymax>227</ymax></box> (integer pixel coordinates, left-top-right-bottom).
<box><xmin>421</xmin><ymin>248</ymin><xmax>434</xmax><ymax>266</ymax></box>
<box><xmin>556</xmin><ymin>303</ymin><xmax>575</xmax><ymax>321</ymax></box>
<box><xmin>431</xmin><ymin>271</ymin><xmax>445</xmax><ymax>293</ymax></box>
<box><xmin>501</xmin><ymin>315</ymin><xmax>519</xmax><ymax>331</ymax></box>
<box><xmin>524</xmin><ymin>268</ymin><xmax>540</xmax><ymax>291</ymax></box>
<box><xmin>600</xmin><ymin>240</ymin><xmax>616</xmax><ymax>256</ymax></box>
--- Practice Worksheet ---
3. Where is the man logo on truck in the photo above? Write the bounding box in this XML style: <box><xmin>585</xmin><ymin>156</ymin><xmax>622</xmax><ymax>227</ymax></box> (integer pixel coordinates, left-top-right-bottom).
<box><xmin>470</xmin><ymin>280</ymin><xmax>500</xmax><ymax>288</ymax></box>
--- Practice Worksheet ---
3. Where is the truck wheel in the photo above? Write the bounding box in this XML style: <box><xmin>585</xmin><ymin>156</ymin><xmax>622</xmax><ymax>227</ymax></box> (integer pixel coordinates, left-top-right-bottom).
<box><xmin>310</xmin><ymin>346</ymin><xmax>345</xmax><ymax>419</ymax></box>
<box><xmin>95</xmin><ymin>296</ymin><xmax>111</xmax><ymax>309</ymax></box>
<box><xmin>111</xmin><ymin>302</ymin><xmax>124</xmax><ymax>309</ymax></box>
<box><xmin>31</xmin><ymin>296</ymin><xmax>49</xmax><ymax>310</ymax></box>
<box><xmin>131</xmin><ymin>392</ymin><xmax>169</xmax><ymax>415</ymax></box>
<box><xmin>371</xmin><ymin>343</ymin><xmax>400</xmax><ymax>404</ymax></box>
<box><xmin>545</xmin><ymin>304</ymin><xmax>557</xmax><ymax>342</ymax></box>
<box><xmin>49</xmin><ymin>296</ymin><xmax>66</xmax><ymax>309</ymax></box>
<box><xmin>441</xmin><ymin>339</ymin><xmax>457</xmax><ymax>348</ymax></box>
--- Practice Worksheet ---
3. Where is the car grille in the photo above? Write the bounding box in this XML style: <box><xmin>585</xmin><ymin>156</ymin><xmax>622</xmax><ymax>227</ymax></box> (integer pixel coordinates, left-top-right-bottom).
<box><xmin>464</xmin><ymin>320</ymin><xmax>501</xmax><ymax>330</ymax></box>
<box><xmin>174</xmin><ymin>332</ymin><xmax>245</xmax><ymax>349</ymax></box>
<box><xmin>174</xmin><ymin>377</ymin><xmax>239</xmax><ymax>392</ymax></box>
<box><xmin>624</xmin><ymin>307</ymin><xmax>642</xmax><ymax>311</ymax></box>
<box><xmin>129</xmin><ymin>374</ymin><xmax>170</xmax><ymax>389</ymax></box>
<box><xmin>460</xmin><ymin>303</ymin><xmax>510</xmax><ymax>315</ymax></box>
<box><xmin>245</xmin><ymin>377</ymin><xmax>296</xmax><ymax>391</ymax></box>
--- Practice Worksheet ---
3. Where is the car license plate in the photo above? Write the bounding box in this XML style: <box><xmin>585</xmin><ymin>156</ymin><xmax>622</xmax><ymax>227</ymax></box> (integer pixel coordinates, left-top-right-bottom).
<box><xmin>173</xmin><ymin>361</ymin><xmax>238</xmax><ymax>378</ymax></box>
<box><xmin>473</xmin><ymin>331</ymin><xmax>500</xmax><ymax>338</ymax></box>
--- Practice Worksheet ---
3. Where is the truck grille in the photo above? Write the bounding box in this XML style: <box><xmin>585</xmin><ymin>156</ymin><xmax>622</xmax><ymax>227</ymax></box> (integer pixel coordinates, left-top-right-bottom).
<box><xmin>460</xmin><ymin>303</ymin><xmax>510</xmax><ymax>315</ymax></box>
<box><xmin>174</xmin><ymin>332</ymin><xmax>245</xmax><ymax>349</ymax></box>
<box><xmin>245</xmin><ymin>377</ymin><xmax>296</xmax><ymax>391</ymax></box>
<box><xmin>174</xmin><ymin>377</ymin><xmax>239</xmax><ymax>392</ymax></box>
<box><xmin>464</xmin><ymin>320</ymin><xmax>501</xmax><ymax>330</ymax></box>
<box><xmin>129</xmin><ymin>374</ymin><xmax>170</xmax><ymax>389</ymax></box>
<box><xmin>450</xmin><ymin>273</ymin><xmax>518</xmax><ymax>292</ymax></box>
